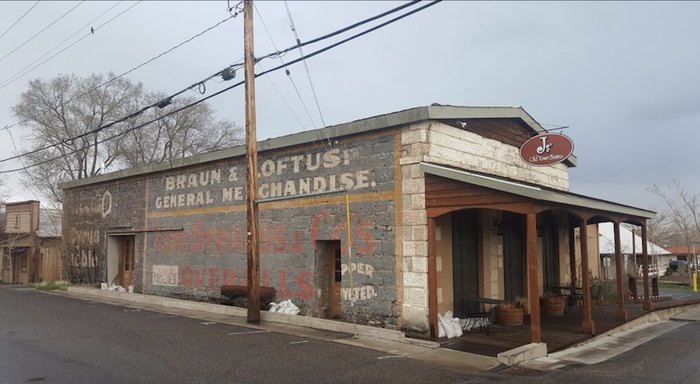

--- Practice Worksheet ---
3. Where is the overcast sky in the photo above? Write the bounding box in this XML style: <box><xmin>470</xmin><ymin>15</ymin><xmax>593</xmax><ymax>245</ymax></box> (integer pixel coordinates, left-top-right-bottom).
<box><xmin>0</xmin><ymin>1</ymin><xmax>698</xmax><ymax>212</ymax></box>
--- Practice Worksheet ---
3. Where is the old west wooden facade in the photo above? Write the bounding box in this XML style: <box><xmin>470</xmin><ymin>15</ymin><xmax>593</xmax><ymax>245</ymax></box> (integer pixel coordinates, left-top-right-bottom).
<box><xmin>1</xmin><ymin>201</ymin><xmax>63</xmax><ymax>284</ymax></box>
<box><xmin>61</xmin><ymin>105</ymin><xmax>655</xmax><ymax>347</ymax></box>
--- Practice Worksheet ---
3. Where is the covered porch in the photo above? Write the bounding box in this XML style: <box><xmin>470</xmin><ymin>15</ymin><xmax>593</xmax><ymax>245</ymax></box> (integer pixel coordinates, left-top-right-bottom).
<box><xmin>438</xmin><ymin>298</ymin><xmax>700</xmax><ymax>356</ymax></box>
<box><xmin>423</xmin><ymin>163</ymin><xmax>658</xmax><ymax>346</ymax></box>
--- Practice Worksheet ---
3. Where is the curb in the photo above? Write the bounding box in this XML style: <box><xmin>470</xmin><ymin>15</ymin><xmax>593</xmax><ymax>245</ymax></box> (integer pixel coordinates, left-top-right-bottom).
<box><xmin>65</xmin><ymin>286</ymin><xmax>440</xmax><ymax>349</ymax></box>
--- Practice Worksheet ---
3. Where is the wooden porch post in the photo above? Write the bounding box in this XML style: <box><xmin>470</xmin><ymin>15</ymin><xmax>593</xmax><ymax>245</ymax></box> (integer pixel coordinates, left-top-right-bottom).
<box><xmin>579</xmin><ymin>220</ymin><xmax>595</xmax><ymax>335</ymax></box>
<box><xmin>613</xmin><ymin>222</ymin><xmax>628</xmax><ymax>321</ymax></box>
<box><xmin>526</xmin><ymin>213</ymin><xmax>541</xmax><ymax>343</ymax></box>
<box><xmin>568</xmin><ymin>222</ymin><xmax>577</xmax><ymax>288</ymax></box>
<box><xmin>428</xmin><ymin>217</ymin><xmax>439</xmax><ymax>337</ymax></box>
<box><xmin>641</xmin><ymin>223</ymin><xmax>652</xmax><ymax>311</ymax></box>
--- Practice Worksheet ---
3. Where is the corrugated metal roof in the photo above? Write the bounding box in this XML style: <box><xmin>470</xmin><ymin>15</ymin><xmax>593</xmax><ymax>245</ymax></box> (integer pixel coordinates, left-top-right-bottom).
<box><xmin>598</xmin><ymin>222</ymin><xmax>669</xmax><ymax>255</ymax></box>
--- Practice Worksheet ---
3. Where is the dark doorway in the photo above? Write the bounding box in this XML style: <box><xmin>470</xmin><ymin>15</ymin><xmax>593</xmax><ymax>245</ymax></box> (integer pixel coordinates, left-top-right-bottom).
<box><xmin>541</xmin><ymin>212</ymin><xmax>560</xmax><ymax>291</ymax></box>
<box><xmin>314</xmin><ymin>240</ymin><xmax>342</xmax><ymax>319</ymax></box>
<box><xmin>502</xmin><ymin>212</ymin><xmax>525</xmax><ymax>301</ymax></box>
<box><xmin>452</xmin><ymin>210</ymin><xmax>480</xmax><ymax>317</ymax></box>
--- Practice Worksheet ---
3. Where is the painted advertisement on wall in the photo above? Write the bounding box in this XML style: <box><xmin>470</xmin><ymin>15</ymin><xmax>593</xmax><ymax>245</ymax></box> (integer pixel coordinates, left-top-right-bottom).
<box><xmin>143</xmin><ymin>133</ymin><xmax>399</xmax><ymax>326</ymax></box>
<box><xmin>62</xmin><ymin>178</ymin><xmax>147</xmax><ymax>285</ymax></box>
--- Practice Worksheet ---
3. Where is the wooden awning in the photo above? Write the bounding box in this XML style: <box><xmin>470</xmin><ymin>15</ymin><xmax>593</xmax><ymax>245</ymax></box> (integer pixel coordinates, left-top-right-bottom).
<box><xmin>420</xmin><ymin>162</ymin><xmax>655</xmax><ymax>221</ymax></box>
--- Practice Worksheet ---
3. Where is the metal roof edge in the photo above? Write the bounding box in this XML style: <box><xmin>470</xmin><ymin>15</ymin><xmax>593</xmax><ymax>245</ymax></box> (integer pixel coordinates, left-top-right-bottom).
<box><xmin>60</xmin><ymin>105</ymin><xmax>575</xmax><ymax>189</ymax></box>
<box><xmin>420</xmin><ymin>162</ymin><xmax>654</xmax><ymax>219</ymax></box>
<box><xmin>61</xmin><ymin>106</ymin><xmax>433</xmax><ymax>190</ymax></box>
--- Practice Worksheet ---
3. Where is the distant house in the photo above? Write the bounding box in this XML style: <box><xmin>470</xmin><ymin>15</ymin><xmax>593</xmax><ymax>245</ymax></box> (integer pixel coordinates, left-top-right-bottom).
<box><xmin>598</xmin><ymin>222</ymin><xmax>671</xmax><ymax>279</ymax></box>
<box><xmin>0</xmin><ymin>201</ymin><xmax>63</xmax><ymax>284</ymax></box>
<box><xmin>665</xmin><ymin>245</ymin><xmax>699</xmax><ymax>267</ymax></box>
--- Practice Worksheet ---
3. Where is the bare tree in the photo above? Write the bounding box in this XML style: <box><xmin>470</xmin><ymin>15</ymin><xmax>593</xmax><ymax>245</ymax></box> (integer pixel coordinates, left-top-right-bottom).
<box><xmin>12</xmin><ymin>73</ymin><xmax>242</xmax><ymax>204</ymax></box>
<box><xmin>120</xmin><ymin>93</ymin><xmax>242</xmax><ymax>167</ymax></box>
<box><xmin>649</xmin><ymin>180</ymin><xmax>700</xmax><ymax>253</ymax></box>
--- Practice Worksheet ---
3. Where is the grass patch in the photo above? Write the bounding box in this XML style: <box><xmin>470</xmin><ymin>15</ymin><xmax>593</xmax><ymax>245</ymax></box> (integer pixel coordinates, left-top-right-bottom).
<box><xmin>34</xmin><ymin>281</ymin><xmax>69</xmax><ymax>291</ymax></box>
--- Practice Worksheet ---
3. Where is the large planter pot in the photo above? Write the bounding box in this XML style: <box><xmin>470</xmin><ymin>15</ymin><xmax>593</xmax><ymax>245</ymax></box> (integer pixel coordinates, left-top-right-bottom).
<box><xmin>497</xmin><ymin>306</ymin><xmax>524</xmax><ymax>326</ymax></box>
<box><xmin>541</xmin><ymin>297</ymin><xmax>566</xmax><ymax>316</ymax></box>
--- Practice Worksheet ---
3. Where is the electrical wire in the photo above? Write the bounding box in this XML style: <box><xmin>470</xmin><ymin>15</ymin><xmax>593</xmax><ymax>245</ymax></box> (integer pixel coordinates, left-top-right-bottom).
<box><xmin>6</xmin><ymin>126</ymin><xmax>62</xmax><ymax>231</ymax></box>
<box><xmin>0</xmin><ymin>59</ymin><xmax>245</xmax><ymax>166</ymax></box>
<box><xmin>0</xmin><ymin>1</ymin><xmax>142</xmax><ymax>91</ymax></box>
<box><xmin>284</xmin><ymin>1</ymin><xmax>326</xmax><ymax>129</ymax></box>
<box><xmin>87</xmin><ymin>11</ymin><xmax>241</xmax><ymax>95</ymax></box>
<box><xmin>0</xmin><ymin>1</ymin><xmax>85</xmax><ymax>65</ymax></box>
<box><xmin>0</xmin><ymin>1</ymin><xmax>41</xmax><ymax>40</ymax></box>
<box><xmin>3</xmin><ymin>0</ymin><xmax>410</xmax><ymax>124</ymax></box>
<box><xmin>255</xmin><ymin>61</ymin><xmax>307</xmax><ymax>132</ymax></box>
<box><xmin>0</xmin><ymin>1</ymin><xmax>239</xmax><ymax>134</ymax></box>
<box><xmin>256</xmin><ymin>0</ymin><xmax>422</xmax><ymax>62</ymax></box>
<box><xmin>0</xmin><ymin>0</ymin><xmax>441</xmax><ymax>173</ymax></box>
<box><xmin>0</xmin><ymin>1</ymin><xmax>124</xmax><ymax>90</ymax></box>
<box><xmin>2</xmin><ymin>120</ymin><xmax>29</xmax><ymax>131</ymax></box>
<box><xmin>254</xmin><ymin>3</ymin><xmax>316</xmax><ymax>130</ymax></box>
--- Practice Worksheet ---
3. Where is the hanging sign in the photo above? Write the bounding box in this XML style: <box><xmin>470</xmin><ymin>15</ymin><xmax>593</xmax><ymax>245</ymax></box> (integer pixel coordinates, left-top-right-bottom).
<box><xmin>519</xmin><ymin>133</ymin><xmax>574</xmax><ymax>166</ymax></box>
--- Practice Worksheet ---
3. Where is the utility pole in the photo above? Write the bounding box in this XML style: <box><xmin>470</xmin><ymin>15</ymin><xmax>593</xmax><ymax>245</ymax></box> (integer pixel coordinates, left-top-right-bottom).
<box><xmin>244</xmin><ymin>0</ymin><xmax>260</xmax><ymax>323</ymax></box>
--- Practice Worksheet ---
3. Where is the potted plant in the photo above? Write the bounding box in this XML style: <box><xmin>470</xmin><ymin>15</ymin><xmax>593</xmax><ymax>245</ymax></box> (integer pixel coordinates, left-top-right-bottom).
<box><xmin>540</xmin><ymin>292</ymin><xmax>566</xmax><ymax>315</ymax></box>
<box><xmin>496</xmin><ymin>297</ymin><xmax>526</xmax><ymax>326</ymax></box>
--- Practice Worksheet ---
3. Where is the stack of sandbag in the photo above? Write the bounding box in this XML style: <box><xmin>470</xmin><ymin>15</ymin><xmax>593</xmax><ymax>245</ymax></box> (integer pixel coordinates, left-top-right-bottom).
<box><xmin>269</xmin><ymin>299</ymin><xmax>300</xmax><ymax>315</ymax></box>
<box><xmin>438</xmin><ymin>311</ymin><xmax>463</xmax><ymax>338</ymax></box>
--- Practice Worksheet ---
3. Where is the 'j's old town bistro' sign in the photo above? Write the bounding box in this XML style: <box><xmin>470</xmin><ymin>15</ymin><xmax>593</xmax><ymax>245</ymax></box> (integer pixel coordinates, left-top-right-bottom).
<box><xmin>519</xmin><ymin>133</ymin><xmax>574</xmax><ymax>166</ymax></box>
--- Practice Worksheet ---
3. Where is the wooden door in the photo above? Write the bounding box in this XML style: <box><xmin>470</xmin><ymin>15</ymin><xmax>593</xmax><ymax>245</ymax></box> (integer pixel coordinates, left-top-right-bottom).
<box><xmin>120</xmin><ymin>236</ymin><xmax>135</xmax><ymax>288</ymax></box>
<box><xmin>452</xmin><ymin>210</ymin><xmax>480</xmax><ymax>318</ymax></box>
<box><xmin>330</xmin><ymin>244</ymin><xmax>342</xmax><ymax>318</ymax></box>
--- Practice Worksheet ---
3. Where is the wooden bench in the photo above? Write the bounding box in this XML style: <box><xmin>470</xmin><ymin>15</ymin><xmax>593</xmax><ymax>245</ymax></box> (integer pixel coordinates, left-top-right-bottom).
<box><xmin>220</xmin><ymin>285</ymin><xmax>275</xmax><ymax>308</ymax></box>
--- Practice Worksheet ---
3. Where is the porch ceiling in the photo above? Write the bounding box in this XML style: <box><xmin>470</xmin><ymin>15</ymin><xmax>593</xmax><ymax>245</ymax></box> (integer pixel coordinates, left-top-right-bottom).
<box><xmin>420</xmin><ymin>162</ymin><xmax>655</xmax><ymax>220</ymax></box>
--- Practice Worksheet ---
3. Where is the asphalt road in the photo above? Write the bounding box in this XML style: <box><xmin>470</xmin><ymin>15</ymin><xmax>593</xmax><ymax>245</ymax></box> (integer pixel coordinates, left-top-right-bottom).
<box><xmin>3</xmin><ymin>285</ymin><xmax>699</xmax><ymax>384</ymax></box>
<box><xmin>0</xmin><ymin>286</ymin><xmax>475</xmax><ymax>384</ymax></box>
<box><xmin>494</xmin><ymin>319</ymin><xmax>700</xmax><ymax>384</ymax></box>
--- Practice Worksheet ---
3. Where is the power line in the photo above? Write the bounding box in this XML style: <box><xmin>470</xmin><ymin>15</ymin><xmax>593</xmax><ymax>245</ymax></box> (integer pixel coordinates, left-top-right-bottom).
<box><xmin>2</xmin><ymin>120</ymin><xmax>29</xmax><ymax>131</ymax></box>
<box><xmin>88</xmin><ymin>11</ymin><xmax>240</xmax><ymax>95</ymax></box>
<box><xmin>0</xmin><ymin>0</ymin><xmax>236</xmax><ymax>137</ymax></box>
<box><xmin>254</xmin><ymin>3</ymin><xmax>315</xmax><ymax>130</ymax></box>
<box><xmin>0</xmin><ymin>1</ymin><xmax>124</xmax><ymax>90</ymax></box>
<box><xmin>4</xmin><ymin>0</ymin><xmax>416</xmax><ymax>131</ymax></box>
<box><xmin>0</xmin><ymin>1</ymin><xmax>141</xmax><ymax>91</ymax></box>
<box><xmin>0</xmin><ymin>0</ymin><xmax>441</xmax><ymax>173</ymax></box>
<box><xmin>6</xmin><ymin>127</ymin><xmax>62</xmax><ymax>231</ymax></box>
<box><xmin>256</xmin><ymin>0</ymin><xmax>422</xmax><ymax>62</ymax></box>
<box><xmin>0</xmin><ymin>1</ymin><xmax>85</xmax><ymax>65</ymax></box>
<box><xmin>284</xmin><ymin>1</ymin><xmax>326</xmax><ymax>129</ymax></box>
<box><xmin>254</xmin><ymin>61</ymin><xmax>307</xmax><ymax>131</ymax></box>
<box><xmin>0</xmin><ymin>1</ymin><xmax>41</xmax><ymax>40</ymax></box>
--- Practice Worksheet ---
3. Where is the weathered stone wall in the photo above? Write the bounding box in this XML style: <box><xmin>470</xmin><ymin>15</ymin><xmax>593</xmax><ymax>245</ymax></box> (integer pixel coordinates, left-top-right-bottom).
<box><xmin>399</xmin><ymin>123</ymin><xmax>430</xmax><ymax>331</ymax></box>
<box><xmin>63</xmin><ymin>178</ymin><xmax>147</xmax><ymax>284</ymax></box>
<box><xmin>63</xmin><ymin>132</ymin><xmax>401</xmax><ymax>327</ymax></box>
<box><xmin>426</xmin><ymin>123</ymin><xmax>570</xmax><ymax>191</ymax></box>
<box><xmin>399</xmin><ymin>121</ymin><xmax>572</xmax><ymax>332</ymax></box>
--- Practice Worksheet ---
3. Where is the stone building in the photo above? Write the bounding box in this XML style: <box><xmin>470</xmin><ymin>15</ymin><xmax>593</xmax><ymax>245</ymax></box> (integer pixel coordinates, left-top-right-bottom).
<box><xmin>61</xmin><ymin>105</ymin><xmax>656</xmax><ymax>341</ymax></box>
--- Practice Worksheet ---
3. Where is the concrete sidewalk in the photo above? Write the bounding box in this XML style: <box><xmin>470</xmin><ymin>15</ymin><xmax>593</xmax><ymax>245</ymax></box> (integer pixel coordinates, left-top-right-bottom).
<box><xmin>58</xmin><ymin>286</ymin><xmax>500</xmax><ymax>373</ymax></box>
<box><xmin>56</xmin><ymin>286</ymin><xmax>700</xmax><ymax>373</ymax></box>
<box><xmin>521</xmin><ymin>304</ymin><xmax>700</xmax><ymax>370</ymax></box>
